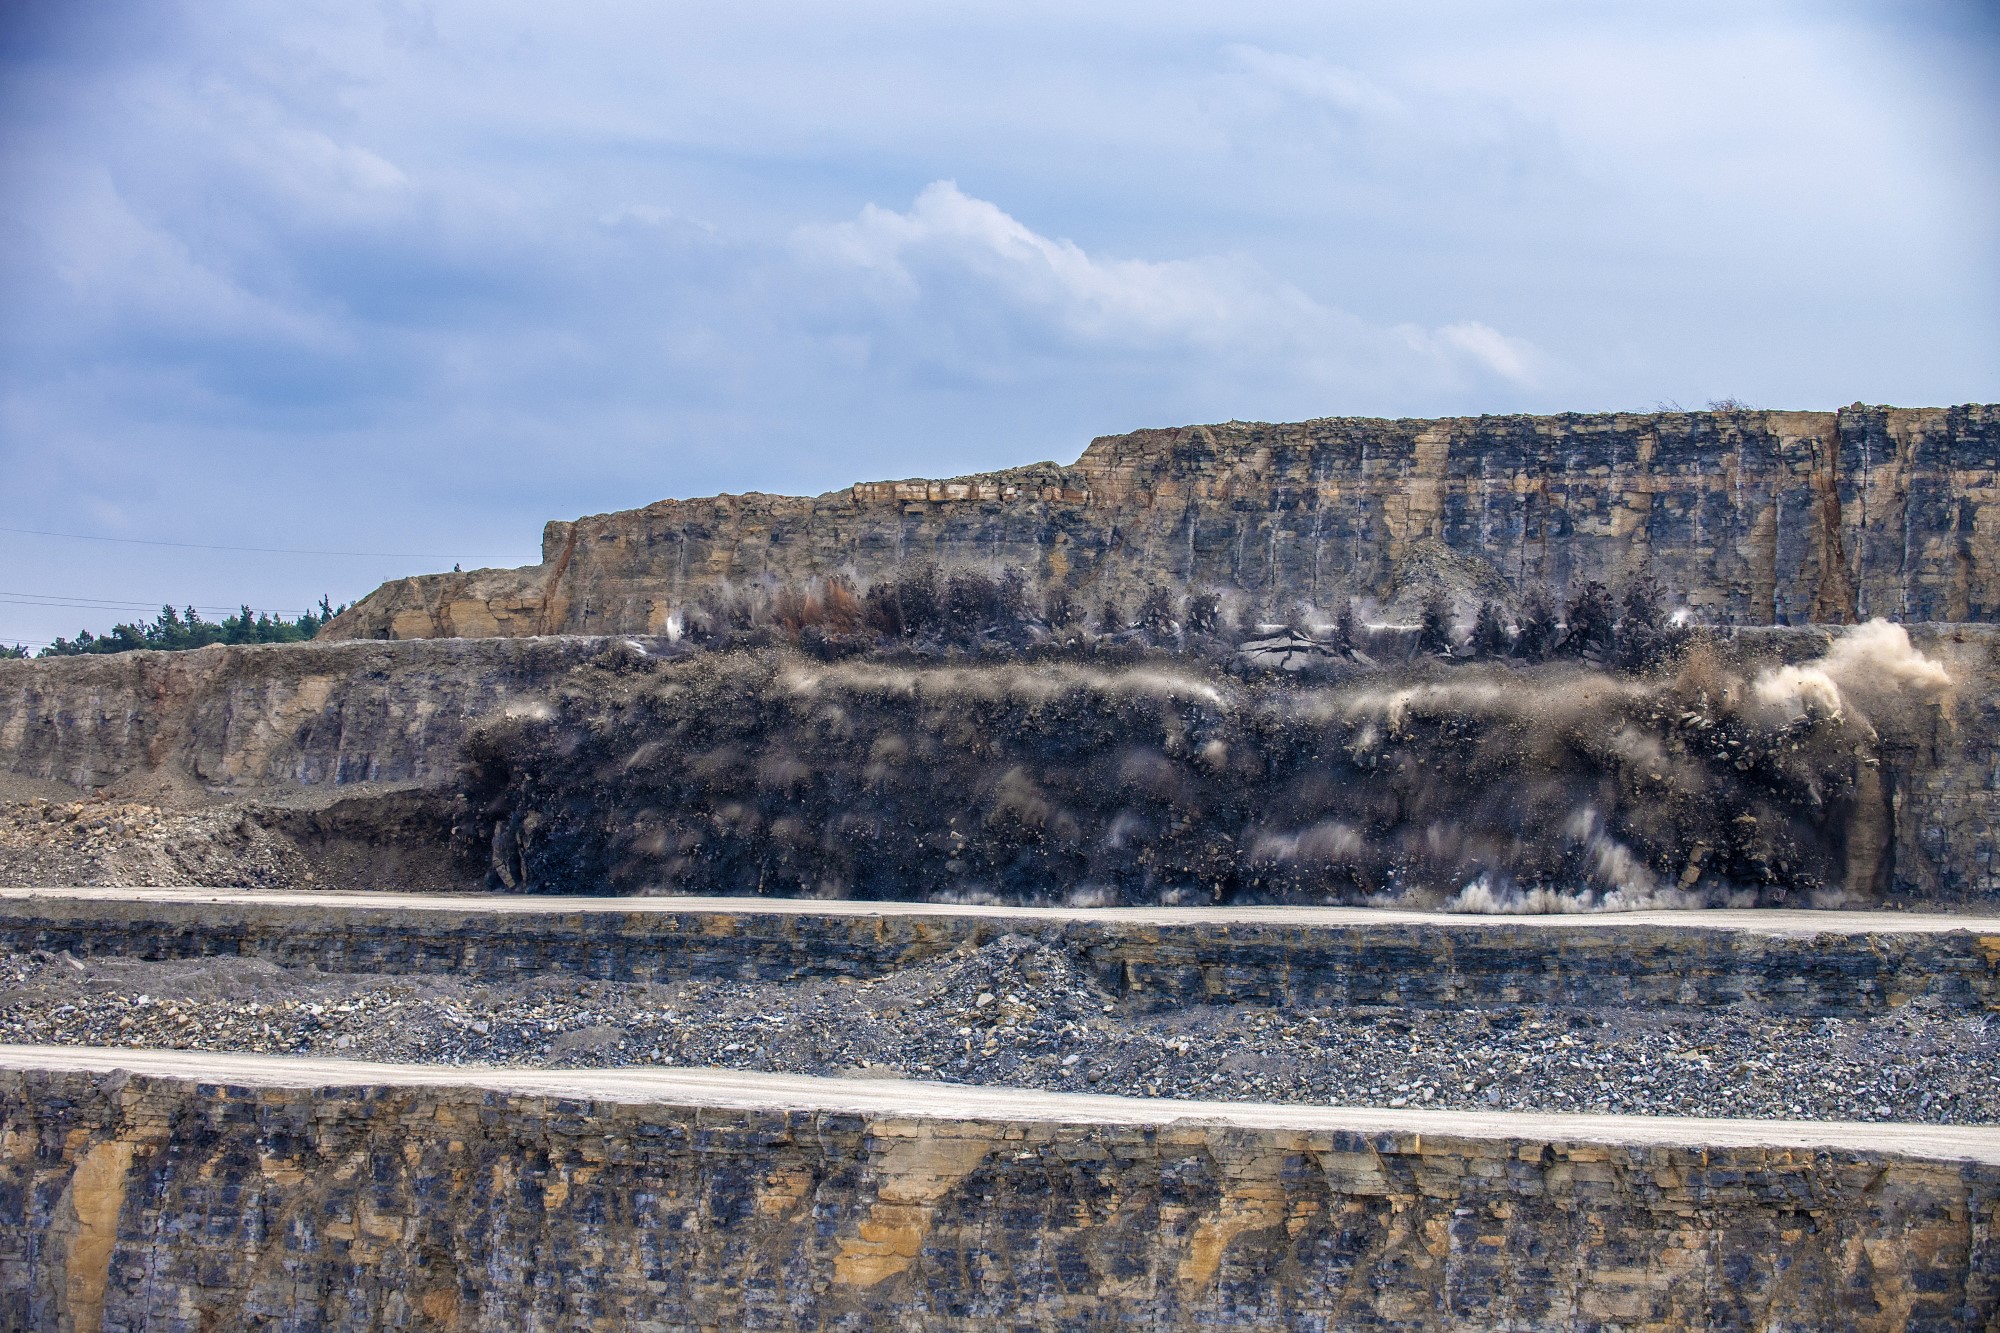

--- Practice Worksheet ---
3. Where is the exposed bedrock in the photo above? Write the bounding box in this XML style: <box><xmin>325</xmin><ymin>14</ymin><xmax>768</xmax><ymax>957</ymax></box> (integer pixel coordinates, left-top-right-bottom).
<box><xmin>3</xmin><ymin>625</ymin><xmax>1999</xmax><ymax>907</ymax></box>
<box><xmin>0</xmin><ymin>637</ymin><xmax>667</xmax><ymax>889</ymax></box>
<box><xmin>6</xmin><ymin>891</ymin><xmax>1999</xmax><ymax>1017</ymax></box>
<box><xmin>0</xmin><ymin>636</ymin><xmax>655</xmax><ymax>794</ymax></box>
<box><xmin>322</xmin><ymin>403</ymin><xmax>2000</xmax><ymax>641</ymax></box>
<box><xmin>455</xmin><ymin>624</ymin><xmax>1993</xmax><ymax>908</ymax></box>
<box><xmin>4</xmin><ymin>1060</ymin><xmax>1997</xmax><ymax>1332</ymax></box>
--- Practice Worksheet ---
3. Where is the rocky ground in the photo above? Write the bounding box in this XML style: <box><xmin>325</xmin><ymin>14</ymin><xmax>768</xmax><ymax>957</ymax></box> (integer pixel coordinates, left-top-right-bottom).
<box><xmin>0</xmin><ymin>775</ymin><xmax>468</xmax><ymax>892</ymax></box>
<box><xmin>0</xmin><ymin>796</ymin><xmax>311</xmax><ymax>888</ymax></box>
<box><xmin>5</xmin><ymin>933</ymin><xmax>1994</xmax><ymax>1124</ymax></box>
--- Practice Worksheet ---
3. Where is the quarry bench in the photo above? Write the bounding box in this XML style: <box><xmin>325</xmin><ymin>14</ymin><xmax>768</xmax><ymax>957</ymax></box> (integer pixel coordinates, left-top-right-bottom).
<box><xmin>3</xmin><ymin>886</ymin><xmax>1998</xmax><ymax>1017</ymax></box>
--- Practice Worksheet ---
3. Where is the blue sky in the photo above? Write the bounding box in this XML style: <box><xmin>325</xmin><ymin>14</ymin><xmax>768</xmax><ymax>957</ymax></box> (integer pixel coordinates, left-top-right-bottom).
<box><xmin>2</xmin><ymin>0</ymin><xmax>1995</xmax><ymax>649</ymax></box>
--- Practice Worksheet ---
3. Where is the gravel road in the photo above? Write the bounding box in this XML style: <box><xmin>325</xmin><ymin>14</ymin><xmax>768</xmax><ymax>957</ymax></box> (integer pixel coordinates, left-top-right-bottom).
<box><xmin>10</xmin><ymin>884</ymin><xmax>1999</xmax><ymax>932</ymax></box>
<box><xmin>10</xmin><ymin>1045</ymin><xmax>1999</xmax><ymax>1164</ymax></box>
<box><xmin>6</xmin><ymin>932</ymin><xmax>1994</xmax><ymax>1125</ymax></box>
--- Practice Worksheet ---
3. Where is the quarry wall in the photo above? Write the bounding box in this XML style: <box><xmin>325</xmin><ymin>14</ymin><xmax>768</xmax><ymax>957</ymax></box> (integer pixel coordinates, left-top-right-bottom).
<box><xmin>321</xmin><ymin>403</ymin><xmax>2000</xmax><ymax>640</ymax></box>
<box><xmin>4</xmin><ymin>626</ymin><xmax>2000</xmax><ymax>908</ymax></box>
<box><xmin>4</xmin><ymin>1060</ymin><xmax>1996</xmax><ymax>1332</ymax></box>
<box><xmin>0</xmin><ymin>636</ymin><xmax>665</xmax><ymax>794</ymax></box>
<box><xmin>449</xmin><ymin>625</ymin><xmax>2000</xmax><ymax>908</ymax></box>
<box><xmin>4</xmin><ymin>892</ymin><xmax>1999</xmax><ymax>1017</ymax></box>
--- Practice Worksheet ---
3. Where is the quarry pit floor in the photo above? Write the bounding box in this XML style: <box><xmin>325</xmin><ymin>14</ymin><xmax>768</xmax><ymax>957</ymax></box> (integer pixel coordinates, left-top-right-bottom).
<box><xmin>4</xmin><ymin>887</ymin><xmax>1997</xmax><ymax>1126</ymax></box>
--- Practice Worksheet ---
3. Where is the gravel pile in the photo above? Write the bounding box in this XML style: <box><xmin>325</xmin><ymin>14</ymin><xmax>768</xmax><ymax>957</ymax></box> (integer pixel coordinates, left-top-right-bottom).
<box><xmin>5</xmin><ymin>935</ymin><xmax>1995</xmax><ymax>1124</ymax></box>
<box><xmin>0</xmin><ymin>798</ymin><xmax>310</xmax><ymax>888</ymax></box>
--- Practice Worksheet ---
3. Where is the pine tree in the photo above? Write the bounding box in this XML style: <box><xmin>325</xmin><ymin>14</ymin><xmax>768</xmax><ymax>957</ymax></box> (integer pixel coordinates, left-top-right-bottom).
<box><xmin>36</xmin><ymin>597</ymin><xmax>345</xmax><ymax>656</ymax></box>
<box><xmin>1470</xmin><ymin>601</ymin><xmax>1510</xmax><ymax>658</ymax></box>
<box><xmin>1417</xmin><ymin>592</ymin><xmax>1454</xmax><ymax>655</ymax></box>
<box><xmin>1561</xmin><ymin>581</ymin><xmax>1616</xmax><ymax>657</ymax></box>
<box><xmin>1515</xmin><ymin>592</ymin><xmax>1559</xmax><ymax>660</ymax></box>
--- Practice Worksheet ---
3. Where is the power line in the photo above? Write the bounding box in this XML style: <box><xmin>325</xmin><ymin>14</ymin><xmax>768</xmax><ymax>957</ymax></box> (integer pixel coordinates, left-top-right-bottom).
<box><xmin>0</xmin><ymin>593</ymin><xmax>311</xmax><ymax>616</ymax></box>
<box><xmin>0</xmin><ymin>525</ymin><xmax>450</xmax><ymax>559</ymax></box>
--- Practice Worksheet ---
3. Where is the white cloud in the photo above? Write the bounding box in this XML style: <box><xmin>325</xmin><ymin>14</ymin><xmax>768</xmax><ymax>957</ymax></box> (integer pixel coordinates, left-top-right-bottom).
<box><xmin>1400</xmin><ymin>321</ymin><xmax>1547</xmax><ymax>387</ymax></box>
<box><xmin>799</xmin><ymin>181</ymin><xmax>1298</xmax><ymax>344</ymax></box>
<box><xmin>796</xmin><ymin>180</ymin><xmax>1546</xmax><ymax>389</ymax></box>
<box><xmin>241</xmin><ymin>127</ymin><xmax>410</xmax><ymax>216</ymax></box>
<box><xmin>1222</xmin><ymin>46</ymin><xmax>1407</xmax><ymax>124</ymax></box>
<box><xmin>25</xmin><ymin>164</ymin><xmax>339</xmax><ymax>350</ymax></box>
<box><xmin>598</xmin><ymin>204</ymin><xmax>717</xmax><ymax>237</ymax></box>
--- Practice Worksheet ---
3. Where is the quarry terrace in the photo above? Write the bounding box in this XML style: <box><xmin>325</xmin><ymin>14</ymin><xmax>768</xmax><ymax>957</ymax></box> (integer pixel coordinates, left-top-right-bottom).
<box><xmin>6</xmin><ymin>404</ymin><xmax>2000</xmax><ymax>1330</ymax></box>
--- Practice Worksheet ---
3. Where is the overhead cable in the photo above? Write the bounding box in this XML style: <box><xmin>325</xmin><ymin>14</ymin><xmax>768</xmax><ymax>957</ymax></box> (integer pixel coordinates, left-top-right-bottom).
<box><xmin>0</xmin><ymin>525</ymin><xmax>447</xmax><ymax>559</ymax></box>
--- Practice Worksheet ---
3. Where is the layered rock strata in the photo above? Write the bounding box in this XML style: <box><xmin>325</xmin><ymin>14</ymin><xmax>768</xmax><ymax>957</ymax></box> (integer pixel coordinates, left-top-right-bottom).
<box><xmin>0</xmin><ymin>637</ymin><xmax>683</xmax><ymax>890</ymax></box>
<box><xmin>4</xmin><ymin>1051</ymin><xmax>1996</xmax><ymax>1332</ymax></box>
<box><xmin>323</xmin><ymin>403</ymin><xmax>2000</xmax><ymax>640</ymax></box>
<box><xmin>6</xmin><ymin>889</ymin><xmax>1999</xmax><ymax>1018</ymax></box>
<box><xmin>449</xmin><ymin>626</ymin><xmax>1997</xmax><ymax>906</ymax></box>
<box><xmin>5</xmin><ymin>626</ymin><xmax>2000</xmax><ymax>907</ymax></box>
<box><xmin>0</xmin><ymin>636</ymin><xmax>663</xmax><ymax>794</ymax></box>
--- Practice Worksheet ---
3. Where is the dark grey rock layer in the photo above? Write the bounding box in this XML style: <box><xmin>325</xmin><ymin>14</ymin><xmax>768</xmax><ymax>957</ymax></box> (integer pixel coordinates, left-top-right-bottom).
<box><xmin>5</xmin><ymin>1061</ymin><xmax>1997</xmax><ymax>1331</ymax></box>
<box><xmin>4</xmin><ymin>893</ymin><xmax>1997</xmax><ymax>1017</ymax></box>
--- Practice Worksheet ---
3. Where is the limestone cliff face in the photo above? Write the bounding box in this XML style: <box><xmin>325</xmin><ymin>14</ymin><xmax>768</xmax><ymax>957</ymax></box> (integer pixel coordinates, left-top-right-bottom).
<box><xmin>6</xmin><ymin>1066</ymin><xmax>1996</xmax><ymax>1331</ymax></box>
<box><xmin>0</xmin><ymin>636</ymin><xmax>650</xmax><ymax>795</ymax></box>
<box><xmin>5</xmin><ymin>628</ymin><xmax>1999</xmax><ymax>907</ymax></box>
<box><xmin>323</xmin><ymin>403</ymin><xmax>2000</xmax><ymax>640</ymax></box>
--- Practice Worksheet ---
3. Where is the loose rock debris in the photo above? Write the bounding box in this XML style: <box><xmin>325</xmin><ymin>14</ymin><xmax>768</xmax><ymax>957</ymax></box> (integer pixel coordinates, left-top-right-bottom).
<box><xmin>5</xmin><ymin>935</ymin><xmax>1994</xmax><ymax>1125</ymax></box>
<box><xmin>0</xmin><ymin>798</ymin><xmax>312</xmax><ymax>888</ymax></box>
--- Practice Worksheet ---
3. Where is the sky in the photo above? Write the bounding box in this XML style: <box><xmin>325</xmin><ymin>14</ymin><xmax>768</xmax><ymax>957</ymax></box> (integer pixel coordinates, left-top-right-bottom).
<box><xmin>1</xmin><ymin>0</ymin><xmax>1995</xmax><ymax>650</ymax></box>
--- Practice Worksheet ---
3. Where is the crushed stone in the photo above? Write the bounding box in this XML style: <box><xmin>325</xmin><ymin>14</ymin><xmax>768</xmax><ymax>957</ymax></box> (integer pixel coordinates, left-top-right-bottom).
<box><xmin>4</xmin><ymin>934</ymin><xmax>1994</xmax><ymax>1125</ymax></box>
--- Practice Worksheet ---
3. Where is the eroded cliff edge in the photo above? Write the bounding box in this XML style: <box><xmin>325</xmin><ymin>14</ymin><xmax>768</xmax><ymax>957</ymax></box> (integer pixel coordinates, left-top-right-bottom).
<box><xmin>324</xmin><ymin>403</ymin><xmax>2000</xmax><ymax>641</ymax></box>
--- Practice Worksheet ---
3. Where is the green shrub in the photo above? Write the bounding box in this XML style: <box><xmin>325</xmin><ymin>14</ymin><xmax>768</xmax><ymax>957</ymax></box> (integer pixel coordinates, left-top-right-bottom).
<box><xmin>36</xmin><ymin>597</ymin><xmax>347</xmax><ymax>657</ymax></box>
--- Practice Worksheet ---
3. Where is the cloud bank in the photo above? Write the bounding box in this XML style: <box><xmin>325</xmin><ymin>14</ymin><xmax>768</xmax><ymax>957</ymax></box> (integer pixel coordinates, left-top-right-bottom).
<box><xmin>795</xmin><ymin>181</ymin><xmax>1544</xmax><ymax>392</ymax></box>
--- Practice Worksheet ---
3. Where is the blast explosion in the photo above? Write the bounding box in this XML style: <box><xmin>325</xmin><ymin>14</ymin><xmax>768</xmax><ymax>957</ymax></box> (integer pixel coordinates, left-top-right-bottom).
<box><xmin>461</xmin><ymin>622</ymin><xmax>1950</xmax><ymax>911</ymax></box>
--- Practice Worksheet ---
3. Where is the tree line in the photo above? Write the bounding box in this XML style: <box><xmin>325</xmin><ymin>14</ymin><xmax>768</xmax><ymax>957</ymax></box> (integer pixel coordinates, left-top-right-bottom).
<box><xmin>681</xmin><ymin>561</ymin><xmax>1692</xmax><ymax>670</ymax></box>
<box><xmin>4</xmin><ymin>598</ymin><xmax>348</xmax><ymax>659</ymax></box>
<box><xmin>0</xmin><ymin>565</ymin><xmax>1692</xmax><ymax>670</ymax></box>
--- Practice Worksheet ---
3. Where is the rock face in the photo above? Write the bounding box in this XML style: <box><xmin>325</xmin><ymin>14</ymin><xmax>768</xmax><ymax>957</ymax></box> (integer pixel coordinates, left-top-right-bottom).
<box><xmin>323</xmin><ymin>403</ymin><xmax>2000</xmax><ymax>640</ymax></box>
<box><xmin>446</xmin><ymin>626</ymin><xmax>1999</xmax><ymax>908</ymax></box>
<box><xmin>0</xmin><ymin>636</ymin><xmax>663</xmax><ymax>794</ymax></box>
<box><xmin>0</xmin><ymin>637</ymin><xmax>673</xmax><ymax>890</ymax></box>
<box><xmin>7</xmin><ymin>892</ymin><xmax>2000</xmax><ymax>1017</ymax></box>
<box><xmin>5</xmin><ymin>1062</ymin><xmax>1996</xmax><ymax>1332</ymax></box>
<box><xmin>5</xmin><ymin>626</ymin><xmax>2000</xmax><ymax>908</ymax></box>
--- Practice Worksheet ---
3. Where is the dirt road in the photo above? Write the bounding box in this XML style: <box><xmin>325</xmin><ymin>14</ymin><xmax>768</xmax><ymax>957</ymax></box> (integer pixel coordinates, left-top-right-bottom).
<box><xmin>6</xmin><ymin>885</ymin><xmax>1996</xmax><ymax>934</ymax></box>
<box><xmin>6</xmin><ymin>1043</ymin><xmax>1998</xmax><ymax>1163</ymax></box>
